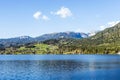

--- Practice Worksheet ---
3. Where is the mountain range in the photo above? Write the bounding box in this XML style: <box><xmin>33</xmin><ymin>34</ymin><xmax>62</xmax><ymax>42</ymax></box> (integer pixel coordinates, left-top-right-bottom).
<box><xmin>0</xmin><ymin>32</ymin><xmax>90</xmax><ymax>48</ymax></box>
<box><xmin>0</xmin><ymin>22</ymin><xmax>120</xmax><ymax>54</ymax></box>
<box><xmin>42</xmin><ymin>22</ymin><xmax>120</xmax><ymax>54</ymax></box>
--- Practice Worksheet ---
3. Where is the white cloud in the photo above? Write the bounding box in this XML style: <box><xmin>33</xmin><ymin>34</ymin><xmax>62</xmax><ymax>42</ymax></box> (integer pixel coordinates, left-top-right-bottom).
<box><xmin>100</xmin><ymin>26</ymin><xmax>106</xmax><ymax>30</ymax></box>
<box><xmin>108</xmin><ymin>21</ymin><xmax>119</xmax><ymax>27</ymax></box>
<box><xmin>52</xmin><ymin>7</ymin><xmax>72</xmax><ymax>18</ymax></box>
<box><xmin>33</xmin><ymin>11</ymin><xmax>42</xmax><ymax>20</ymax></box>
<box><xmin>42</xmin><ymin>15</ymin><xmax>49</xmax><ymax>20</ymax></box>
<box><xmin>33</xmin><ymin>11</ymin><xmax>49</xmax><ymax>21</ymax></box>
<box><xmin>100</xmin><ymin>21</ymin><xmax>119</xmax><ymax>30</ymax></box>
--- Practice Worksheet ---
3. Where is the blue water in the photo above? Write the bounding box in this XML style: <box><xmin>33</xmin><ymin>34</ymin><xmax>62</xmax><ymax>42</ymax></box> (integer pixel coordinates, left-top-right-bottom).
<box><xmin>0</xmin><ymin>55</ymin><xmax>120</xmax><ymax>80</ymax></box>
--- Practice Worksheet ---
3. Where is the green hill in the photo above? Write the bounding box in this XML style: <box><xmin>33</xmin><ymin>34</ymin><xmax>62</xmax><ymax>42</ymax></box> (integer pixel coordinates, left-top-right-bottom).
<box><xmin>0</xmin><ymin>23</ymin><xmax>120</xmax><ymax>54</ymax></box>
<box><xmin>91</xmin><ymin>22</ymin><xmax>120</xmax><ymax>44</ymax></box>
<box><xmin>42</xmin><ymin>23</ymin><xmax>120</xmax><ymax>54</ymax></box>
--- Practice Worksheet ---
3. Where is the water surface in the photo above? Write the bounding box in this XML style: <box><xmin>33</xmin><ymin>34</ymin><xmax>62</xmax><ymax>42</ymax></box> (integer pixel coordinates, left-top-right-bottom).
<box><xmin>0</xmin><ymin>55</ymin><xmax>120</xmax><ymax>80</ymax></box>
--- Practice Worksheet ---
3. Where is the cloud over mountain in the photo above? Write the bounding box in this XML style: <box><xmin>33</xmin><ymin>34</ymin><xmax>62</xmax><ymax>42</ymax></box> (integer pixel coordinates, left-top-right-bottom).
<box><xmin>100</xmin><ymin>21</ymin><xmax>120</xmax><ymax>30</ymax></box>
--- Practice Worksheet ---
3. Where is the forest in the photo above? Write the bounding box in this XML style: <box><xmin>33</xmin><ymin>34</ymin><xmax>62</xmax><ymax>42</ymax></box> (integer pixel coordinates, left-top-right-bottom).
<box><xmin>0</xmin><ymin>22</ymin><xmax>120</xmax><ymax>54</ymax></box>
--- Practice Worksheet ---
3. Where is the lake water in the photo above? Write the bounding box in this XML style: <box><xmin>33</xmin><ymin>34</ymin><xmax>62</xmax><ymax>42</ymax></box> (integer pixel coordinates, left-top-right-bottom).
<box><xmin>0</xmin><ymin>55</ymin><xmax>120</xmax><ymax>80</ymax></box>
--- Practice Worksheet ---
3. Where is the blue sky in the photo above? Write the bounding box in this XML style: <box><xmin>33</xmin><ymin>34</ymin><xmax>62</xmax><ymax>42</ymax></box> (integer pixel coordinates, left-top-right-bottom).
<box><xmin>0</xmin><ymin>0</ymin><xmax>120</xmax><ymax>38</ymax></box>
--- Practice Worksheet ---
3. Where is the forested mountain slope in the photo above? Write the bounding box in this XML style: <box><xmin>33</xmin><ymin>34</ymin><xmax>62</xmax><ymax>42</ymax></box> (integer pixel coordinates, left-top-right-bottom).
<box><xmin>0</xmin><ymin>23</ymin><xmax>120</xmax><ymax>54</ymax></box>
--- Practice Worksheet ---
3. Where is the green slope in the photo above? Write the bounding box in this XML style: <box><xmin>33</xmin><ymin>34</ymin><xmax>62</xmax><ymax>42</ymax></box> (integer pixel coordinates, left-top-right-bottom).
<box><xmin>0</xmin><ymin>23</ymin><xmax>120</xmax><ymax>54</ymax></box>
<box><xmin>43</xmin><ymin>23</ymin><xmax>120</xmax><ymax>54</ymax></box>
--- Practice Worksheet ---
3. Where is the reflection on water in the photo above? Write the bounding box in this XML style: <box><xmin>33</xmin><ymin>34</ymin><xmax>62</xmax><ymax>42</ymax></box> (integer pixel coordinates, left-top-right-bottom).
<box><xmin>0</xmin><ymin>55</ymin><xmax>120</xmax><ymax>80</ymax></box>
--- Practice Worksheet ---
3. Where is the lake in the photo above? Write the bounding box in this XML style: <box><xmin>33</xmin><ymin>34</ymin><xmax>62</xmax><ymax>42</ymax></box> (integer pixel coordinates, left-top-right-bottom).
<box><xmin>0</xmin><ymin>55</ymin><xmax>120</xmax><ymax>80</ymax></box>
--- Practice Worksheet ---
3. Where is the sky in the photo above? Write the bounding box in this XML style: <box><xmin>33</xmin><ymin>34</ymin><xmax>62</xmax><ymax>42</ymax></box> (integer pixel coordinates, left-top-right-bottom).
<box><xmin>0</xmin><ymin>0</ymin><xmax>120</xmax><ymax>38</ymax></box>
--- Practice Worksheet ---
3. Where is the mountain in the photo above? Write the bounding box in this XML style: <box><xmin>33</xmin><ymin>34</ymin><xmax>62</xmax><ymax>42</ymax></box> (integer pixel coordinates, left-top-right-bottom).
<box><xmin>0</xmin><ymin>22</ymin><xmax>120</xmax><ymax>54</ymax></box>
<box><xmin>0</xmin><ymin>36</ymin><xmax>34</xmax><ymax>48</ymax></box>
<box><xmin>42</xmin><ymin>22</ymin><xmax>120</xmax><ymax>54</ymax></box>
<box><xmin>35</xmin><ymin>32</ymin><xmax>88</xmax><ymax>41</ymax></box>
<box><xmin>88</xmin><ymin>31</ymin><xmax>98</xmax><ymax>36</ymax></box>
<box><xmin>0</xmin><ymin>32</ymin><xmax>88</xmax><ymax>48</ymax></box>
<box><xmin>90</xmin><ymin>22</ymin><xmax>120</xmax><ymax>44</ymax></box>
